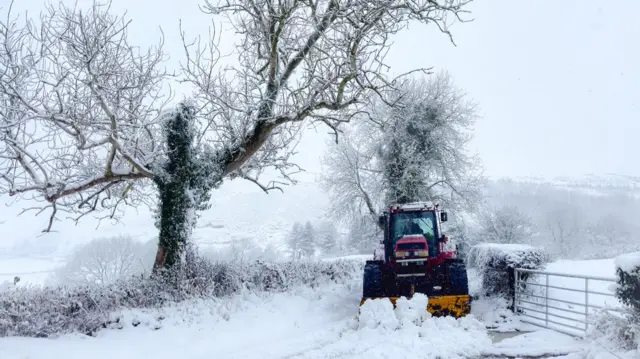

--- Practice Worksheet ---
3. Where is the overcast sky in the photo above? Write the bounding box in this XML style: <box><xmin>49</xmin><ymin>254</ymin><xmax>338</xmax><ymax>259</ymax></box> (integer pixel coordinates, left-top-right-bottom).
<box><xmin>11</xmin><ymin>0</ymin><xmax>640</xmax><ymax>180</ymax></box>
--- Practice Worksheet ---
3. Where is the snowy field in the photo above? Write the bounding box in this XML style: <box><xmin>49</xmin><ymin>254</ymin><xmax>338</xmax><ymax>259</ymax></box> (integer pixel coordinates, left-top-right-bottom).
<box><xmin>0</xmin><ymin>256</ymin><xmax>65</xmax><ymax>286</ymax></box>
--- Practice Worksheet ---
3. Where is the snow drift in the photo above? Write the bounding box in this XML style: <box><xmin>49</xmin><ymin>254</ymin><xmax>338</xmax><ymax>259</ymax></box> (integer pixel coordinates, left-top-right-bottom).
<box><xmin>341</xmin><ymin>294</ymin><xmax>493</xmax><ymax>359</ymax></box>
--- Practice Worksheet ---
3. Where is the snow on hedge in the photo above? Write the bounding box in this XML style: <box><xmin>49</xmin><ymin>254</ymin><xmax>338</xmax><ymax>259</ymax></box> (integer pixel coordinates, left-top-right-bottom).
<box><xmin>466</xmin><ymin>243</ymin><xmax>549</xmax><ymax>271</ymax></box>
<box><xmin>466</xmin><ymin>243</ymin><xmax>549</xmax><ymax>299</ymax></box>
<box><xmin>0</xmin><ymin>258</ymin><xmax>363</xmax><ymax>338</ymax></box>
<box><xmin>615</xmin><ymin>251</ymin><xmax>640</xmax><ymax>273</ymax></box>
<box><xmin>613</xmin><ymin>251</ymin><xmax>640</xmax><ymax>313</ymax></box>
<box><xmin>574</xmin><ymin>251</ymin><xmax>640</xmax><ymax>358</ymax></box>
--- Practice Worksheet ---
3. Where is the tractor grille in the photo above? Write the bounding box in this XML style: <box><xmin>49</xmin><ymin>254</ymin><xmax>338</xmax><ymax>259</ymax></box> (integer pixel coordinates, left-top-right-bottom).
<box><xmin>395</xmin><ymin>258</ymin><xmax>429</xmax><ymax>276</ymax></box>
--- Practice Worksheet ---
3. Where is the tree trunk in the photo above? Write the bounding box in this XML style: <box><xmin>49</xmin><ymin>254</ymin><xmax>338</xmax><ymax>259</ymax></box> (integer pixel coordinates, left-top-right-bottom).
<box><xmin>151</xmin><ymin>103</ymin><xmax>197</xmax><ymax>277</ymax></box>
<box><xmin>152</xmin><ymin>180</ymin><xmax>191</xmax><ymax>274</ymax></box>
<box><xmin>149</xmin><ymin>102</ymin><xmax>285</xmax><ymax>277</ymax></box>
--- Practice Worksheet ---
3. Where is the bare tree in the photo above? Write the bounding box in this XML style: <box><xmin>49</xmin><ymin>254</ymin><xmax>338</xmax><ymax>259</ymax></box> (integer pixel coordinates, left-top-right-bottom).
<box><xmin>0</xmin><ymin>1</ymin><xmax>169</xmax><ymax>231</ymax></box>
<box><xmin>0</xmin><ymin>0</ymin><xmax>474</xmax><ymax>273</ymax></box>
<box><xmin>479</xmin><ymin>205</ymin><xmax>533</xmax><ymax>244</ymax></box>
<box><xmin>320</xmin><ymin>71</ymin><xmax>483</xmax><ymax>226</ymax></box>
<box><xmin>52</xmin><ymin>235</ymin><xmax>152</xmax><ymax>286</ymax></box>
<box><xmin>319</xmin><ymin>124</ymin><xmax>384</xmax><ymax>225</ymax></box>
<box><xmin>544</xmin><ymin>206</ymin><xmax>583</xmax><ymax>258</ymax></box>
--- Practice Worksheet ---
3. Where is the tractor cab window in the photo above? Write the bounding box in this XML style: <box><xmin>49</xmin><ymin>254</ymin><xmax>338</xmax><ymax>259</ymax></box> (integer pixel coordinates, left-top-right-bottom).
<box><xmin>390</xmin><ymin>211</ymin><xmax>438</xmax><ymax>257</ymax></box>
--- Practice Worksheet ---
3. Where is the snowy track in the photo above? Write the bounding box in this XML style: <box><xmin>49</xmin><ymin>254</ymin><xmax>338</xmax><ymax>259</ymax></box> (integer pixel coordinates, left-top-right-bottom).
<box><xmin>0</xmin><ymin>274</ymin><xmax>586</xmax><ymax>359</ymax></box>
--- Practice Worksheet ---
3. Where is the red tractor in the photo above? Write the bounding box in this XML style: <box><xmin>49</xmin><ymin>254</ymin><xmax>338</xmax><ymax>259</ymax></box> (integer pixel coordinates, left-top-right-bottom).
<box><xmin>360</xmin><ymin>202</ymin><xmax>471</xmax><ymax>317</ymax></box>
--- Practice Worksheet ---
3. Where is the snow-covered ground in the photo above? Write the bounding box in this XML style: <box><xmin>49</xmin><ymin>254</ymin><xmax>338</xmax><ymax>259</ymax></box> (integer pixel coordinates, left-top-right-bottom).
<box><xmin>1</xmin><ymin>250</ymin><xmax>636</xmax><ymax>358</ymax></box>
<box><xmin>0</xmin><ymin>261</ymin><xmax>585</xmax><ymax>359</ymax></box>
<box><xmin>0</xmin><ymin>256</ymin><xmax>66</xmax><ymax>287</ymax></box>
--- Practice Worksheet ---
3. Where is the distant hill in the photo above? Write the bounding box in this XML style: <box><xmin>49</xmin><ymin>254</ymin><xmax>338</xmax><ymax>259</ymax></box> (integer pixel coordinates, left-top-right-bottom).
<box><xmin>490</xmin><ymin>173</ymin><xmax>640</xmax><ymax>195</ymax></box>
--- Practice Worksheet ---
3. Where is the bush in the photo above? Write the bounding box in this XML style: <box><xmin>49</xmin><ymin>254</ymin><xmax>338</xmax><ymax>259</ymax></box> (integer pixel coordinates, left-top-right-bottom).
<box><xmin>615</xmin><ymin>252</ymin><xmax>640</xmax><ymax>314</ymax></box>
<box><xmin>0</xmin><ymin>256</ymin><xmax>363</xmax><ymax>338</ymax></box>
<box><xmin>579</xmin><ymin>252</ymin><xmax>640</xmax><ymax>356</ymax></box>
<box><xmin>466</xmin><ymin>243</ymin><xmax>549</xmax><ymax>300</ymax></box>
<box><xmin>588</xmin><ymin>310</ymin><xmax>639</xmax><ymax>354</ymax></box>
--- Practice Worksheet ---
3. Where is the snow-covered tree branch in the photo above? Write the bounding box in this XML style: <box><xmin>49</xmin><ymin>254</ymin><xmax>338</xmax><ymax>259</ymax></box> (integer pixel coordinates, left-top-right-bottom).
<box><xmin>0</xmin><ymin>1</ymin><xmax>170</xmax><ymax>230</ymax></box>
<box><xmin>180</xmin><ymin>0</ymin><xmax>474</xmax><ymax>189</ymax></box>
<box><xmin>319</xmin><ymin>124</ymin><xmax>384</xmax><ymax>225</ymax></box>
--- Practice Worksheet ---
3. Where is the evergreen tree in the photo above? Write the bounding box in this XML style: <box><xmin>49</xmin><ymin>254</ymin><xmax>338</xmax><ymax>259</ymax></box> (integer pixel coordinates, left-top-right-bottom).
<box><xmin>298</xmin><ymin>221</ymin><xmax>316</xmax><ymax>259</ymax></box>
<box><xmin>287</xmin><ymin>222</ymin><xmax>304</xmax><ymax>260</ymax></box>
<box><xmin>316</xmin><ymin>221</ymin><xmax>339</xmax><ymax>256</ymax></box>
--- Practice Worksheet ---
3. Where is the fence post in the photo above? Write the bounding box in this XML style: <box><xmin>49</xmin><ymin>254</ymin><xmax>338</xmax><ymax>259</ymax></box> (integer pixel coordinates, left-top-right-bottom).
<box><xmin>585</xmin><ymin>278</ymin><xmax>589</xmax><ymax>331</ymax></box>
<box><xmin>545</xmin><ymin>274</ymin><xmax>549</xmax><ymax>326</ymax></box>
<box><xmin>512</xmin><ymin>268</ymin><xmax>518</xmax><ymax>313</ymax></box>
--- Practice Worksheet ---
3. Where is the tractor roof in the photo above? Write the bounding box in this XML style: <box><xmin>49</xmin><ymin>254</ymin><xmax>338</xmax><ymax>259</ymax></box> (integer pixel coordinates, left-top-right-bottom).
<box><xmin>389</xmin><ymin>201</ymin><xmax>439</xmax><ymax>212</ymax></box>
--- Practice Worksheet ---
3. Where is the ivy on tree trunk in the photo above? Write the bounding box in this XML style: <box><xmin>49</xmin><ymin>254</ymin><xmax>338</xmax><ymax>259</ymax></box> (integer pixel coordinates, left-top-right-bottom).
<box><xmin>382</xmin><ymin>105</ymin><xmax>438</xmax><ymax>205</ymax></box>
<box><xmin>152</xmin><ymin>103</ymin><xmax>221</xmax><ymax>277</ymax></box>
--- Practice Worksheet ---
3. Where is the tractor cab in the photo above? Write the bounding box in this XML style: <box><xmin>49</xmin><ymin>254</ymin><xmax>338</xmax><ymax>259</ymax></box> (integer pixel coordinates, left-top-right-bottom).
<box><xmin>378</xmin><ymin>202</ymin><xmax>450</xmax><ymax>265</ymax></box>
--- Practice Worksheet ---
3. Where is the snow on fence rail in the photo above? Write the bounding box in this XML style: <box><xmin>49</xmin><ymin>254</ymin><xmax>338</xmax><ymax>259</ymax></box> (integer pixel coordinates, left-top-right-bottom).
<box><xmin>514</xmin><ymin>268</ymin><xmax>624</xmax><ymax>337</ymax></box>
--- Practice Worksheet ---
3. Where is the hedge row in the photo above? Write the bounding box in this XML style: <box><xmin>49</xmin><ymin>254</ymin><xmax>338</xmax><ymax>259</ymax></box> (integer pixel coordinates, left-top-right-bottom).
<box><xmin>0</xmin><ymin>258</ymin><xmax>363</xmax><ymax>338</ymax></box>
<box><xmin>466</xmin><ymin>243</ymin><xmax>549</xmax><ymax>300</ymax></box>
<box><xmin>589</xmin><ymin>252</ymin><xmax>640</xmax><ymax>352</ymax></box>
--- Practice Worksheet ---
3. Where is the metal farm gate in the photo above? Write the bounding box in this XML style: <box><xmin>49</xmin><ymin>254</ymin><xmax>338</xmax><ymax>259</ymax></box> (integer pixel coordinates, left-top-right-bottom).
<box><xmin>514</xmin><ymin>268</ymin><xmax>624</xmax><ymax>337</ymax></box>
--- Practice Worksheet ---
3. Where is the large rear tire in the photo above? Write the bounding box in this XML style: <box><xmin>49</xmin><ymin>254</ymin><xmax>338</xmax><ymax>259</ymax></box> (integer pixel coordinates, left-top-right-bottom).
<box><xmin>445</xmin><ymin>258</ymin><xmax>469</xmax><ymax>295</ymax></box>
<box><xmin>362</xmin><ymin>260</ymin><xmax>385</xmax><ymax>298</ymax></box>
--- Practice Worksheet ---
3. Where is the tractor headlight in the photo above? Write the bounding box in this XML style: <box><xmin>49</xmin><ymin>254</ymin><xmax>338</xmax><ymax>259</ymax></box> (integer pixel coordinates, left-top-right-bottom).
<box><xmin>415</xmin><ymin>250</ymin><xmax>428</xmax><ymax>257</ymax></box>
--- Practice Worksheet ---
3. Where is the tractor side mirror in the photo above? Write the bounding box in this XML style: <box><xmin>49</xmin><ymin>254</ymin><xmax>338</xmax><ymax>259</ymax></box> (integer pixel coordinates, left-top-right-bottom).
<box><xmin>439</xmin><ymin>235</ymin><xmax>448</xmax><ymax>243</ymax></box>
<box><xmin>378</xmin><ymin>214</ymin><xmax>386</xmax><ymax>228</ymax></box>
<box><xmin>440</xmin><ymin>211</ymin><xmax>448</xmax><ymax>222</ymax></box>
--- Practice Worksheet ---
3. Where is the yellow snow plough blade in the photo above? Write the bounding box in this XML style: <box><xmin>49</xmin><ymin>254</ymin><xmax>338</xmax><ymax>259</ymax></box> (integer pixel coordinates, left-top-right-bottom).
<box><xmin>360</xmin><ymin>294</ymin><xmax>471</xmax><ymax>318</ymax></box>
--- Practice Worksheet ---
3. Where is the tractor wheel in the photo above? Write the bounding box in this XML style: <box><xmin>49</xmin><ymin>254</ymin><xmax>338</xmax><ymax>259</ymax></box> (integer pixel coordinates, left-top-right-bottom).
<box><xmin>362</xmin><ymin>260</ymin><xmax>385</xmax><ymax>298</ymax></box>
<box><xmin>445</xmin><ymin>258</ymin><xmax>469</xmax><ymax>295</ymax></box>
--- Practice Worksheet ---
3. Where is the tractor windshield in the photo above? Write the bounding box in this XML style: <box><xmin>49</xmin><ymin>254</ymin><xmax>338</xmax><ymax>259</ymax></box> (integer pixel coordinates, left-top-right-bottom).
<box><xmin>390</xmin><ymin>211</ymin><xmax>438</xmax><ymax>257</ymax></box>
